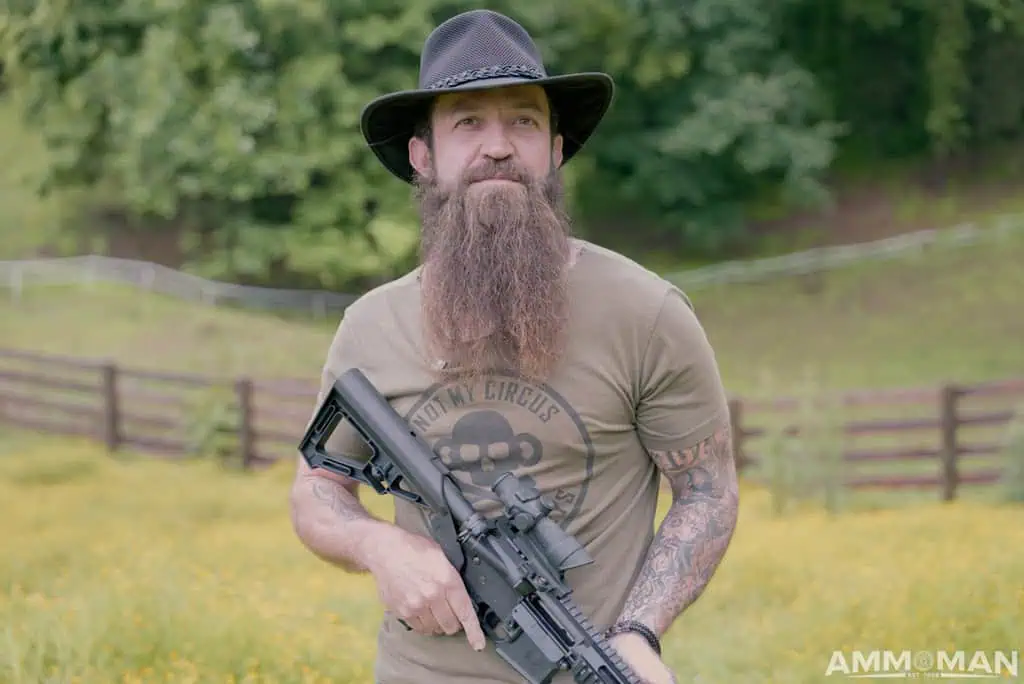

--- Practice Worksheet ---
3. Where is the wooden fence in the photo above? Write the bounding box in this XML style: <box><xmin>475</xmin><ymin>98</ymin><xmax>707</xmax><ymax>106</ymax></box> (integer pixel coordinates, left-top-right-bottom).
<box><xmin>729</xmin><ymin>378</ymin><xmax>1024</xmax><ymax>501</ymax></box>
<box><xmin>1</xmin><ymin>346</ymin><xmax>1022</xmax><ymax>501</ymax></box>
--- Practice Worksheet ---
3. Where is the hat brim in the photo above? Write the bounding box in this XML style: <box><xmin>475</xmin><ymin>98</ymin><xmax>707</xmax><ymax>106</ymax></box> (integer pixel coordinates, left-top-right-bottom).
<box><xmin>360</xmin><ymin>72</ymin><xmax>615</xmax><ymax>184</ymax></box>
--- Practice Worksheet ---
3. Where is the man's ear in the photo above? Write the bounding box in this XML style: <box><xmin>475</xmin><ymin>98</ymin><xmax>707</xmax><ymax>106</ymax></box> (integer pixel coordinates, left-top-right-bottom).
<box><xmin>409</xmin><ymin>135</ymin><xmax>432</xmax><ymax>178</ymax></box>
<box><xmin>551</xmin><ymin>133</ymin><xmax>564</xmax><ymax>169</ymax></box>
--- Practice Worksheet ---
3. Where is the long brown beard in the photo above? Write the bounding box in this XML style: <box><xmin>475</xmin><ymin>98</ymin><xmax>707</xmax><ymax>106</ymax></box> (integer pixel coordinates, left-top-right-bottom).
<box><xmin>415</xmin><ymin>157</ymin><xmax>573</xmax><ymax>385</ymax></box>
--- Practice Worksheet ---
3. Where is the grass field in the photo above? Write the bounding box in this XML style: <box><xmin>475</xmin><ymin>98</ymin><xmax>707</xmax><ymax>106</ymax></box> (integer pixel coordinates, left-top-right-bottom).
<box><xmin>1</xmin><ymin>432</ymin><xmax>1021</xmax><ymax>684</ymax></box>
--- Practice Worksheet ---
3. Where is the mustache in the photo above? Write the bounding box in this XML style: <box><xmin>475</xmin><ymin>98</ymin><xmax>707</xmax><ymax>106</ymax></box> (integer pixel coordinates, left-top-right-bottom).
<box><xmin>461</xmin><ymin>159</ymin><xmax>533</xmax><ymax>185</ymax></box>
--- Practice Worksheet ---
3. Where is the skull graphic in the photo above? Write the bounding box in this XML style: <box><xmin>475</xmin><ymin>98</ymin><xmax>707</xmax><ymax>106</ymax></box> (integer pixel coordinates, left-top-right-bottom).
<box><xmin>432</xmin><ymin>410</ymin><xmax>543</xmax><ymax>495</ymax></box>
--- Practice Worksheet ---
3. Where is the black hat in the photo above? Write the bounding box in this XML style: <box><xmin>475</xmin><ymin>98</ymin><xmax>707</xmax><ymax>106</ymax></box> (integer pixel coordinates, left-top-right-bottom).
<box><xmin>359</xmin><ymin>9</ymin><xmax>615</xmax><ymax>184</ymax></box>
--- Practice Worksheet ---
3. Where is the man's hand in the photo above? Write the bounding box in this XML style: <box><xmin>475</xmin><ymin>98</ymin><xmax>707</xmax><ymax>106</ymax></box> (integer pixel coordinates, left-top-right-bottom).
<box><xmin>365</xmin><ymin>525</ymin><xmax>487</xmax><ymax>651</ymax></box>
<box><xmin>609</xmin><ymin>632</ymin><xmax>677</xmax><ymax>684</ymax></box>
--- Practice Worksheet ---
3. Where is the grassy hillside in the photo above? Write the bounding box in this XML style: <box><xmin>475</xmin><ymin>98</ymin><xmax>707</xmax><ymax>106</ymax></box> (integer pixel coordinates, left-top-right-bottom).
<box><xmin>690</xmin><ymin>219</ymin><xmax>1024</xmax><ymax>392</ymax></box>
<box><xmin>1</xmin><ymin>435</ymin><xmax>1020</xmax><ymax>684</ymax></box>
<box><xmin>2</xmin><ymin>219</ymin><xmax>1022</xmax><ymax>398</ymax></box>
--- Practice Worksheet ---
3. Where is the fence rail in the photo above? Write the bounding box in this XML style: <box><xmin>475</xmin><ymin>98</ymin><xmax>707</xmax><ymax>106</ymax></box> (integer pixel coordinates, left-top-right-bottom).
<box><xmin>2</xmin><ymin>347</ymin><xmax>1022</xmax><ymax>501</ymax></box>
<box><xmin>1</xmin><ymin>212</ymin><xmax>1021</xmax><ymax>317</ymax></box>
<box><xmin>730</xmin><ymin>377</ymin><xmax>1024</xmax><ymax>501</ymax></box>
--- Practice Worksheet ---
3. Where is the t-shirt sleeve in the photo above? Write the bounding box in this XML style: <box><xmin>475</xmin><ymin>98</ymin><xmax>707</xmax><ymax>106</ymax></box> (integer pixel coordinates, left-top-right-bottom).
<box><xmin>635</xmin><ymin>286</ymin><xmax>730</xmax><ymax>453</ymax></box>
<box><xmin>308</xmin><ymin>307</ymin><xmax>374</xmax><ymax>464</ymax></box>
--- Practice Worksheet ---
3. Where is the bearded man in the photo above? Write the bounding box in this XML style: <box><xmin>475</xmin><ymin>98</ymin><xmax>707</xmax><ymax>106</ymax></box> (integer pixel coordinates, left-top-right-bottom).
<box><xmin>289</xmin><ymin>9</ymin><xmax>739</xmax><ymax>684</ymax></box>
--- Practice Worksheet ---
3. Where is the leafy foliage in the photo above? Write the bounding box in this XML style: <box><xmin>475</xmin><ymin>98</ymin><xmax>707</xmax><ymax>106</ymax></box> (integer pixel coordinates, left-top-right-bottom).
<box><xmin>516</xmin><ymin>0</ymin><xmax>843</xmax><ymax>256</ymax></box>
<box><xmin>1</xmin><ymin>0</ymin><xmax>430</xmax><ymax>289</ymax></box>
<box><xmin>1</xmin><ymin>0</ymin><xmax>1022</xmax><ymax>288</ymax></box>
<box><xmin>781</xmin><ymin>0</ymin><xmax>1024</xmax><ymax>161</ymax></box>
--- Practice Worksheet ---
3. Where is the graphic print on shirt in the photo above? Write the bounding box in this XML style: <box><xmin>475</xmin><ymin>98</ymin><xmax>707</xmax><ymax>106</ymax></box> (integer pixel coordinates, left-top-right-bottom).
<box><xmin>402</xmin><ymin>374</ymin><xmax>595</xmax><ymax>527</ymax></box>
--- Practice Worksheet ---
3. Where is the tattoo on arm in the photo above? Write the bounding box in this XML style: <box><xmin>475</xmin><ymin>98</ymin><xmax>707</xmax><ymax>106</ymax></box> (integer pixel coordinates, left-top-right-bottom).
<box><xmin>617</xmin><ymin>423</ymin><xmax>740</xmax><ymax>636</ymax></box>
<box><xmin>310</xmin><ymin>478</ymin><xmax>366</xmax><ymax>522</ymax></box>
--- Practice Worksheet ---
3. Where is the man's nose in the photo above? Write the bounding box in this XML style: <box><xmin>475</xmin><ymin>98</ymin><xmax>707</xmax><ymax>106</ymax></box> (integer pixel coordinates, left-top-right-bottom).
<box><xmin>481</xmin><ymin>128</ymin><xmax>514</xmax><ymax>160</ymax></box>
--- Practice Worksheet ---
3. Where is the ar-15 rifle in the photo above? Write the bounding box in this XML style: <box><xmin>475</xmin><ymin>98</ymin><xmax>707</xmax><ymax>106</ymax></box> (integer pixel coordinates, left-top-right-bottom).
<box><xmin>298</xmin><ymin>368</ymin><xmax>642</xmax><ymax>684</ymax></box>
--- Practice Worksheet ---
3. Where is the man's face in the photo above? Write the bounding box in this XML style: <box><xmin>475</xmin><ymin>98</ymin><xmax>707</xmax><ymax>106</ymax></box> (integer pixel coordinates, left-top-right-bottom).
<box><xmin>406</xmin><ymin>84</ymin><xmax>574</xmax><ymax>385</ymax></box>
<box><xmin>409</xmin><ymin>84</ymin><xmax>564</xmax><ymax>188</ymax></box>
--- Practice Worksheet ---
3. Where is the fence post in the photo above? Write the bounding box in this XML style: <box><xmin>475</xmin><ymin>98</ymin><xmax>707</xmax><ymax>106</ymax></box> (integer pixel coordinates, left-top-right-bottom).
<box><xmin>101</xmin><ymin>362</ymin><xmax>120</xmax><ymax>451</ymax></box>
<box><xmin>236</xmin><ymin>377</ymin><xmax>255</xmax><ymax>469</ymax></box>
<box><xmin>939</xmin><ymin>384</ymin><xmax>961</xmax><ymax>501</ymax></box>
<box><xmin>728</xmin><ymin>398</ymin><xmax>746</xmax><ymax>472</ymax></box>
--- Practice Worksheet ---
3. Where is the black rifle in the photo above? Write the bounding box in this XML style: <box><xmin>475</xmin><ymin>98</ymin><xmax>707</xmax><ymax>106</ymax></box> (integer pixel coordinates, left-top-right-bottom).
<box><xmin>298</xmin><ymin>368</ymin><xmax>642</xmax><ymax>684</ymax></box>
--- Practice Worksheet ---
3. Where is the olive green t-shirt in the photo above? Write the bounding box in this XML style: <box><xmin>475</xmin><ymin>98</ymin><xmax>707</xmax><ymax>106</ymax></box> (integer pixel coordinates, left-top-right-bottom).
<box><xmin>312</xmin><ymin>239</ymin><xmax>730</xmax><ymax>684</ymax></box>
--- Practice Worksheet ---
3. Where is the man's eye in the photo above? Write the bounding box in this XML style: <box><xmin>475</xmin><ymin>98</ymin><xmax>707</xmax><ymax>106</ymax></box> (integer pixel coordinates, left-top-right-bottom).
<box><xmin>456</xmin><ymin>117</ymin><xmax>478</xmax><ymax>127</ymax></box>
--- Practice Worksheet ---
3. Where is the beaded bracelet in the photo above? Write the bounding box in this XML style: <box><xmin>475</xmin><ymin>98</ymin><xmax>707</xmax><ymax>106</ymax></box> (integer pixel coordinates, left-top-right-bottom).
<box><xmin>605</xmin><ymin>620</ymin><xmax>661</xmax><ymax>656</ymax></box>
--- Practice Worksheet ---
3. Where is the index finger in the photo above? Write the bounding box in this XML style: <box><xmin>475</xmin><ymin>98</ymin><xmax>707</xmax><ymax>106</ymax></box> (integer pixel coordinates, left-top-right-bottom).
<box><xmin>447</xmin><ymin>586</ymin><xmax>486</xmax><ymax>651</ymax></box>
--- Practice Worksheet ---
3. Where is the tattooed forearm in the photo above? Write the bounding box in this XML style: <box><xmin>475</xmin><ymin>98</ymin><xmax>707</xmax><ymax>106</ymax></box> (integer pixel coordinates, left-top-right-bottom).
<box><xmin>291</xmin><ymin>473</ymin><xmax>385</xmax><ymax>574</ymax></box>
<box><xmin>618</xmin><ymin>423</ymin><xmax>739</xmax><ymax>635</ymax></box>
<box><xmin>310</xmin><ymin>478</ymin><xmax>366</xmax><ymax>521</ymax></box>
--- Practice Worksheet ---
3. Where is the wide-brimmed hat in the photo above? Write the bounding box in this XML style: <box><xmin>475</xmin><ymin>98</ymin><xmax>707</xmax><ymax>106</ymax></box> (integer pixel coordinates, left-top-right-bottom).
<box><xmin>360</xmin><ymin>9</ymin><xmax>615</xmax><ymax>184</ymax></box>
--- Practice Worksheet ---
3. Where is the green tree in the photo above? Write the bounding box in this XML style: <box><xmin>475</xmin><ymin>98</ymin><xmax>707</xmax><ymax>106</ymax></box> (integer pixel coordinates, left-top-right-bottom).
<box><xmin>780</xmin><ymin>0</ymin><xmax>1024</xmax><ymax>163</ymax></box>
<box><xmin>504</xmin><ymin>0</ymin><xmax>843</xmax><ymax>258</ymax></box>
<box><xmin>1</xmin><ymin>0</ymin><xmax>437</xmax><ymax>290</ymax></box>
<box><xmin>11</xmin><ymin>0</ymin><xmax>1015</xmax><ymax>289</ymax></box>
